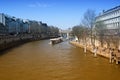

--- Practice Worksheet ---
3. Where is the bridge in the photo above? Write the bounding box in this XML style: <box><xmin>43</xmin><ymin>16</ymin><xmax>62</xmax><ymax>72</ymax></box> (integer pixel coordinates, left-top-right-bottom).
<box><xmin>59</xmin><ymin>29</ymin><xmax>72</xmax><ymax>39</ymax></box>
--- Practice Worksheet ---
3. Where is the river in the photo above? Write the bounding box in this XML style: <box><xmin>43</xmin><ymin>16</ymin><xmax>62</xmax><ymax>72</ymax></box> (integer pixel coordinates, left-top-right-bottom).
<box><xmin>0</xmin><ymin>40</ymin><xmax>120</xmax><ymax>80</ymax></box>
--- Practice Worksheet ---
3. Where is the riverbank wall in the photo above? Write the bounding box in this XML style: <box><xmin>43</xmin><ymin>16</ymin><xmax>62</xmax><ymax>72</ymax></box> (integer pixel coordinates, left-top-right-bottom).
<box><xmin>0</xmin><ymin>35</ymin><xmax>59</xmax><ymax>52</ymax></box>
<box><xmin>70</xmin><ymin>41</ymin><xmax>110</xmax><ymax>58</ymax></box>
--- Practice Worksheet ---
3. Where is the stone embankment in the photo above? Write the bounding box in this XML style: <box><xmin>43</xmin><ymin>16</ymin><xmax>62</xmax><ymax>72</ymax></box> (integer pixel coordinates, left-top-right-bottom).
<box><xmin>70</xmin><ymin>41</ymin><xmax>120</xmax><ymax>64</ymax></box>
<box><xmin>0</xmin><ymin>34</ymin><xmax>58</xmax><ymax>52</ymax></box>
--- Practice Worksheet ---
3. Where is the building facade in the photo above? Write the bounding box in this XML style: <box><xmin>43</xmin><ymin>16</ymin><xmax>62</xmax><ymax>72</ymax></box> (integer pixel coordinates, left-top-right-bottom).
<box><xmin>95</xmin><ymin>5</ymin><xmax>120</xmax><ymax>48</ymax></box>
<box><xmin>0</xmin><ymin>13</ymin><xmax>5</xmax><ymax>26</ymax></box>
<box><xmin>0</xmin><ymin>13</ymin><xmax>30</xmax><ymax>34</ymax></box>
<box><xmin>0</xmin><ymin>13</ymin><xmax>52</xmax><ymax>36</ymax></box>
<box><xmin>96</xmin><ymin>5</ymin><xmax>120</xmax><ymax>30</ymax></box>
<box><xmin>0</xmin><ymin>13</ymin><xmax>7</xmax><ymax>34</ymax></box>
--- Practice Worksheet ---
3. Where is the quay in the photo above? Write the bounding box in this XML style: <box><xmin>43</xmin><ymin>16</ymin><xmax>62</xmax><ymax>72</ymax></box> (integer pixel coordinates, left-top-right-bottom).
<box><xmin>0</xmin><ymin>34</ymin><xmax>59</xmax><ymax>52</ymax></box>
<box><xmin>70</xmin><ymin>40</ymin><xmax>120</xmax><ymax>64</ymax></box>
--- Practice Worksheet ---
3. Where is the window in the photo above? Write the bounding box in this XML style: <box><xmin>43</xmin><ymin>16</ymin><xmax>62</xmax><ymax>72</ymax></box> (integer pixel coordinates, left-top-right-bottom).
<box><xmin>118</xmin><ymin>22</ymin><xmax>120</xmax><ymax>28</ymax></box>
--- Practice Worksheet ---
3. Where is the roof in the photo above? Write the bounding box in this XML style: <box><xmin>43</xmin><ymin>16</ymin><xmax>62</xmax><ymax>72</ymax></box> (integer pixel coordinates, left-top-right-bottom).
<box><xmin>97</xmin><ymin>5</ymin><xmax>120</xmax><ymax>18</ymax></box>
<box><xmin>104</xmin><ymin>5</ymin><xmax>120</xmax><ymax>14</ymax></box>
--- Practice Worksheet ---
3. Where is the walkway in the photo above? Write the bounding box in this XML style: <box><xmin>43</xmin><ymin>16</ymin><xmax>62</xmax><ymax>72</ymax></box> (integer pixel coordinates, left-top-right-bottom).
<box><xmin>70</xmin><ymin>40</ymin><xmax>120</xmax><ymax>64</ymax></box>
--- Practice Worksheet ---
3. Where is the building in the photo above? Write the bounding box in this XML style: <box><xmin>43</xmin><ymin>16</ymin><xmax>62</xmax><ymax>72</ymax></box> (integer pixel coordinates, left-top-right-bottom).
<box><xmin>0</xmin><ymin>13</ymin><xmax>5</xmax><ymax>26</ymax></box>
<box><xmin>0</xmin><ymin>13</ymin><xmax>7</xmax><ymax>34</ymax></box>
<box><xmin>0</xmin><ymin>13</ymin><xmax>49</xmax><ymax>35</ymax></box>
<box><xmin>23</xmin><ymin>19</ymin><xmax>29</xmax><ymax>33</ymax></box>
<box><xmin>95</xmin><ymin>5</ymin><xmax>120</xmax><ymax>48</ymax></box>
<box><xmin>6</xmin><ymin>16</ymin><xmax>18</xmax><ymax>34</ymax></box>
<box><xmin>0</xmin><ymin>13</ymin><xmax>30</xmax><ymax>34</ymax></box>
<box><xmin>96</xmin><ymin>5</ymin><xmax>120</xmax><ymax>30</ymax></box>
<box><xmin>59</xmin><ymin>28</ymin><xmax>72</xmax><ymax>39</ymax></box>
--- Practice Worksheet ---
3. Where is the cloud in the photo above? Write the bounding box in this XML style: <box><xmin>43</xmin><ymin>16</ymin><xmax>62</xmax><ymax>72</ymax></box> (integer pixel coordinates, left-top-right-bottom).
<box><xmin>28</xmin><ymin>2</ymin><xmax>50</xmax><ymax>8</ymax></box>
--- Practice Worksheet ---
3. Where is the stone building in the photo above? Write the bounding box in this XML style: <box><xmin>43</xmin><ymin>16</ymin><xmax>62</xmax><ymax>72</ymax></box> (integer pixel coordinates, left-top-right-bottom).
<box><xmin>0</xmin><ymin>13</ymin><xmax>7</xmax><ymax>34</ymax></box>
<box><xmin>96</xmin><ymin>5</ymin><xmax>120</xmax><ymax>30</ymax></box>
<box><xmin>0</xmin><ymin>13</ymin><xmax>29</xmax><ymax>34</ymax></box>
<box><xmin>0</xmin><ymin>13</ymin><xmax>5</xmax><ymax>26</ymax></box>
<box><xmin>95</xmin><ymin>5</ymin><xmax>120</xmax><ymax>48</ymax></box>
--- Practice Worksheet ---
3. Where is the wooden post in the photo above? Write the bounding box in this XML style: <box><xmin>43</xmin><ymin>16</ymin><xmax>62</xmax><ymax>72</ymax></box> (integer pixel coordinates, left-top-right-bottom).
<box><xmin>84</xmin><ymin>46</ymin><xmax>86</xmax><ymax>53</ymax></box>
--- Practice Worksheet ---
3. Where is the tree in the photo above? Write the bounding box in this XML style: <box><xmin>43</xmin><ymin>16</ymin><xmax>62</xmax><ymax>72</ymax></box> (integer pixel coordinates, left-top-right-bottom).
<box><xmin>105</xmin><ymin>29</ymin><xmax>119</xmax><ymax>48</ymax></box>
<box><xmin>82</xmin><ymin>9</ymin><xmax>96</xmax><ymax>46</ymax></box>
<box><xmin>48</xmin><ymin>26</ymin><xmax>59</xmax><ymax>36</ymax></box>
<box><xmin>0</xmin><ymin>23</ymin><xmax>6</xmax><ymax>34</ymax></box>
<box><xmin>95</xmin><ymin>21</ymin><xmax>119</xmax><ymax>48</ymax></box>
<box><xmin>95</xmin><ymin>21</ymin><xmax>106</xmax><ymax>47</ymax></box>
<box><xmin>72</xmin><ymin>25</ymin><xmax>82</xmax><ymax>40</ymax></box>
<box><xmin>72</xmin><ymin>25</ymin><xmax>88</xmax><ymax>42</ymax></box>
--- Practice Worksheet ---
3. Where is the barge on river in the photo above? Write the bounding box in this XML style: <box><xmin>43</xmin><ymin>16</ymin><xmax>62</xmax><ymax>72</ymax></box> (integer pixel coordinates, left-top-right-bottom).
<box><xmin>50</xmin><ymin>37</ymin><xmax>63</xmax><ymax>44</ymax></box>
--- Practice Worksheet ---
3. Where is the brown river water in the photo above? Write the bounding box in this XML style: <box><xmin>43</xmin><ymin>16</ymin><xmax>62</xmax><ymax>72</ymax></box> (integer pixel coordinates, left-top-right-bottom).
<box><xmin>0</xmin><ymin>40</ymin><xmax>120</xmax><ymax>80</ymax></box>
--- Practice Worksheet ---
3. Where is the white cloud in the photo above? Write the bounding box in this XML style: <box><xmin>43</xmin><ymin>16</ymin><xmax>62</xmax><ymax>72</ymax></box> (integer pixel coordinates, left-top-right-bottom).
<box><xmin>28</xmin><ymin>2</ymin><xmax>50</xmax><ymax>8</ymax></box>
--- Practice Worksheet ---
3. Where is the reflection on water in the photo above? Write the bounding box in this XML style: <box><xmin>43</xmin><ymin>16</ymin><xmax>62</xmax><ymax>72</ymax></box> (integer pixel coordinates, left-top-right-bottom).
<box><xmin>0</xmin><ymin>40</ymin><xmax>120</xmax><ymax>80</ymax></box>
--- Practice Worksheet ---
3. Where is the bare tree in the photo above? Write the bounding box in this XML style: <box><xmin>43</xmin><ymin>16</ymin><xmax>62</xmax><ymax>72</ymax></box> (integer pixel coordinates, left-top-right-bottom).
<box><xmin>72</xmin><ymin>24</ymin><xmax>89</xmax><ymax>53</ymax></box>
<box><xmin>95</xmin><ymin>21</ymin><xmax>106</xmax><ymax>47</ymax></box>
<box><xmin>72</xmin><ymin>25</ymin><xmax>86</xmax><ymax>42</ymax></box>
<box><xmin>95</xmin><ymin>23</ymin><xmax>119</xmax><ymax>48</ymax></box>
<box><xmin>105</xmin><ymin>29</ymin><xmax>119</xmax><ymax>48</ymax></box>
<box><xmin>82</xmin><ymin>9</ymin><xmax>96</xmax><ymax>46</ymax></box>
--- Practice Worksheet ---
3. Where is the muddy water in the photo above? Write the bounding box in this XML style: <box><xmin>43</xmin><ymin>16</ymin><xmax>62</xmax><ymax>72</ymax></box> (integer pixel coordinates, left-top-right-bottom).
<box><xmin>0</xmin><ymin>40</ymin><xmax>120</xmax><ymax>80</ymax></box>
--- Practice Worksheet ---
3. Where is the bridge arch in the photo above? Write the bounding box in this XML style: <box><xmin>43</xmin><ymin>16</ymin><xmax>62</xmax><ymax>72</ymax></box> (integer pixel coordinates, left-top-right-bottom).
<box><xmin>59</xmin><ymin>29</ymin><xmax>72</xmax><ymax>39</ymax></box>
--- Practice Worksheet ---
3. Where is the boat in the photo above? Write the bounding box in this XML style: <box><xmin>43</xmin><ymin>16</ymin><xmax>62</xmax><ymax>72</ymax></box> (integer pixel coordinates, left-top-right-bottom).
<box><xmin>50</xmin><ymin>37</ymin><xmax>63</xmax><ymax>44</ymax></box>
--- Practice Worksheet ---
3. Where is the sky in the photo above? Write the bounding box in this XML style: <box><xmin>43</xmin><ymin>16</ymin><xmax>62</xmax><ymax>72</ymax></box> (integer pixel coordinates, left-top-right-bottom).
<box><xmin>0</xmin><ymin>0</ymin><xmax>120</xmax><ymax>29</ymax></box>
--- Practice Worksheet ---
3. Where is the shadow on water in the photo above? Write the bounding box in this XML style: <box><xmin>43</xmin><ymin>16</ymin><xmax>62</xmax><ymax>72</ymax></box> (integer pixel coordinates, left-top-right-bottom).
<box><xmin>0</xmin><ymin>40</ymin><xmax>39</xmax><ymax>56</ymax></box>
<box><xmin>0</xmin><ymin>50</ymin><xmax>8</xmax><ymax>56</ymax></box>
<box><xmin>0</xmin><ymin>44</ymin><xmax>23</xmax><ymax>56</ymax></box>
<box><xmin>0</xmin><ymin>39</ymin><xmax>49</xmax><ymax>56</ymax></box>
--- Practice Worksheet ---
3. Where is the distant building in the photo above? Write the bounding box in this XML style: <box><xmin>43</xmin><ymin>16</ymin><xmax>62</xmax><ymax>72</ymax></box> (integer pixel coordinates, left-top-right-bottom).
<box><xmin>0</xmin><ymin>13</ymin><xmax>5</xmax><ymax>26</ymax></box>
<box><xmin>0</xmin><ymin>13</ymin><xmax>7</xmax><ymax>34</ymax></box>
<box><xmin>0</xmin><ymin>13</ymin><xmax>30</xmax><ymax>34</ymax></box>
<box><xmin>7</xmin><ymin>17</ymin><xmax>18</xmax><ymax>34</ymax></box>
<box><xmin>59</xmin><ymin>29</ymin><xmax>72</xmax><ymax>39</ymax></box>
<box><xmin>0</xmin><ymin>23</ymin><xmax>6</xmax><ymax>34</ymax></box>
<box><xmin>23</xmin><ymin>19</ymin><xmax>29</xmax><ymax>33</ymax></box>
<box><xmin>0</xmin><ymin>13</ymin><xmax>48</xmax><ymax>35</ymax></box>
<box><xmin>96</xmin><ymin>5</ymin><xmax>120</xmax><ymax>30</ymax></box>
